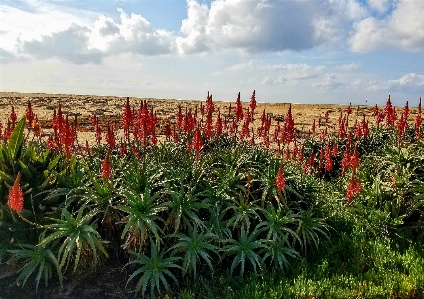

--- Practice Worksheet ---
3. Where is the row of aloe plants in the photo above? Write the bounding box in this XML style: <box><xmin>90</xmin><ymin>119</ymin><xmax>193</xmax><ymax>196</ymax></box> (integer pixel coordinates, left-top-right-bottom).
<box><xmin>0</xmin><ymin>93</ymin><xmax>423</xmax><ymax>298</ymax></box>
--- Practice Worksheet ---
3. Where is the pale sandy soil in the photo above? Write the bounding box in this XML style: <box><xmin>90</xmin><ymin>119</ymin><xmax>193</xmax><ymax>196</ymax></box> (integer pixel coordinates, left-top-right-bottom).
<box><xmin>0</xmin><ymin>91</ymin><xmax>420</xmax><ymax>147</ymax></box>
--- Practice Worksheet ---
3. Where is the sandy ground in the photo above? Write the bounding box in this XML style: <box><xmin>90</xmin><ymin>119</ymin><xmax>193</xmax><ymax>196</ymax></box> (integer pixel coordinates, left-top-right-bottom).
<box><xmin>0</xmin><ymin>91</ymin><xmax>420</xmax><ymax>147</ymax></box>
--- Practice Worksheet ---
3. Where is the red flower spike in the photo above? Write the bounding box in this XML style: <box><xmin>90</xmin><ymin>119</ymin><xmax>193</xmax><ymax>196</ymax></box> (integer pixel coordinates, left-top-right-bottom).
<box><xmin>346</xmin><ymin>103</ymin><xmax>352</xmax><ymax>116</ymax></box>
<box><xmin>350</xmin><ymin>145</ymin><xmax>359</xmax><ymax>170</ymax></box>
<box><xmin>373</xmin><ymin>104</ymin><xmax>379</xmax><ymax>117</ymax></box>
<box><xmin>119</xmin><ymin>141</ymin><xmax>127</xmax><ymax>156</ymax></box>
<box><xmin>101</xmin><ymin>150</ymin><xmax>111</xmax><ymax>181</ymax></box>
<box><xmin>249</xmin><ymin>90</ymin><xmax>257</xmax><ymax>119</ymax></box>
<box><xmin>234</xmin><ymin>92</ymin><xmax>243</xmax><ymax>122</ymax></box>
<box><xmin>206</xmin><ymin>91</ymin><xmax>215</xmax><ymax>114</ymax></box>
<box><xmin>192</xmin><ymin>127</ymin><xmax>203</xmax><ymax>161</ymax></box>
<box><xmin>26</xmin><ymin>101</ymin><xmax>35</xmax><ymax>127</ymax></box>
<box><xmin>309</xmin><ymin>151</ymin><xmax>315</xmax><ymax>168</ymax></box>
<box><xmin>324</xmin><ymin>145</ymin><xmax>333</xmax><ymax>173</ymax></box>
<box><xmin>10</xmin><ymin>106</ymin><xmax>17</xmax><ymax>126</ymax></box>
<box><xmin>122</xmin><ymin>97</ymin><xmax>133</xmax><ymax>140</ymax></box>
<box><xmin>8</xmin><ymin>172</ymin><xmax>24</xmax><ymax>212</ymax></box>
<box><xmin>341</xmin><ymin>149</ymin><xmax>350</xmax><ymax>175</ymax></box>
<box><xmin>106</xmin><ymin>125</ymin><xmax>116</xmax><ymax>149</ymax></box>
<box><xmin>346</xmin><ymin>170</ymin><xmax>361</xmax><ymax>202</ymax></box>
<box><xmin>332</xmin><ymin>144</ymin><xmax>338</xmax><ymax>156</ymax></box>
<box><xmin>402</xmin><ymin>101</ymin><xmax>409</xmax><ymax>120</ymax></box>
<box><xmin>215</xmin><ymin>110</ymin><xmax>223</xmax><ymax>140</ymax></box>
<box><xmin>275</xmin><ymin>162</ymin><xmax>286</xmax><ymax>193</ymax></box>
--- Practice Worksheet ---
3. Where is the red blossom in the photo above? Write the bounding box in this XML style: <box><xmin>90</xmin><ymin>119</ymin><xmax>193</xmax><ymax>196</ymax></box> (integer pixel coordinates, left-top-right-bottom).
<box><xmin>346</xmin><ymin>171</ymin><xmax>361</xmax><ymax>202</ymax></box>
<box><xmin>249</xmin><ymin>90</ymin><xmax>257</xmax><ymax>119</ymax></box>
<box><xmin>205</xmin><ymin>92</ymin><xmax>215</xmax><ymax>114</ymax></box>
<box><xmin>346</xmin><ymin>103</ymin><xmax>352</xmax><ymax>116</ymax></box>
<box><xmin>350</xmin><ymin>145</ymin><xmax>360</xmax><ymax>171</ymax></box>
<box><xmin>275</xmin><ymin>162</ymin><xmax>286</xmax><ymax>193</ymax></box>
<box><xmin>10</xmin><ymin>106</ymin><xmax>17</xmax><ymax>126</ymax></box>
<box><xmin>122</xmin><ymin>97</ymin><xmax>133</xmax><ymax>140</ymax></box>
<box><xmin>26</xmin><ymin>101</ymin><xmax>35</xmax><ymax>127</ymax></box>
<box><xmin>234</xmin><ymin>92</ymin><xmax>243</xmax><ymax>122</ymax></box>
<box><xmin>192</xmin><ymin>127</ymin><xmax>203</xmax><ymax>161</ymax></box>
<box><xmin>101</xmin><ymin>150</ymin><xmax>111</xmax><ymax>181</ymax></box>
<box><xmin>8</xmin><ymin>172</ymin><xmax>24</xmax><ymax>212</ymax></box>
<box><xmin>106</xmin><ymin>125</ymin><xmax>116</xmax><ymax>149</ymax></box>
<box><xmin>215</xmin><ymin>110</ymin><xmax>223</xmax><ymax>140</ymax></box>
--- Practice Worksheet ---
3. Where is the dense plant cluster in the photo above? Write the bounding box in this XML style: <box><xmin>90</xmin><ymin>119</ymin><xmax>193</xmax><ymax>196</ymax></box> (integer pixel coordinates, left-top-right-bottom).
<box><xmin>0</xmin><ymin>93</ymin><xmax>423</xmax><ymax>298</ymax></box>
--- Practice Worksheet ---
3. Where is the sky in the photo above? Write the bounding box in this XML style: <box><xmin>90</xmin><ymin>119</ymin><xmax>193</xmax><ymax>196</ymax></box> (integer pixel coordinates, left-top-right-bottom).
<box><xmin>0</xmin><ymin>0</ymin><xmax>423</xmax><ymax>106</ymax></box>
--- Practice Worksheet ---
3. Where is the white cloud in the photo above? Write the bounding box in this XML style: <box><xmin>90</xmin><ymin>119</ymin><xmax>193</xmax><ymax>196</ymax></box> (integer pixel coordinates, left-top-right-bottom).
<box><xmin>177</xmin><ymin>0</ymin><xmax>368</xmax><ymax>55</ymax></box>
<box><xmin>176</xmin><ymin>0</ymin><xmax>210</xmax><ymax>54</ymax></box>
<box><xmin>21</xmin><ymin>23</ymin><xmax>104</xmax><ymax>64</ymax></box>
<box><xmin>7</xmin><ymin>8</ymin><xmax>176</xmax><ymax>64</ymax></box>
<box><xmin>336</xmin><ymin>63</ymin><xmax>359</xmax><ymax>71</ymax></box>
<box><xmin>103</xmin><ymin>9</ymin><xmax>175</xmax><ymax>56</ymax></box>
<box><xmin>312</xmin><ymin>73</ymin><xmax>343</xmax><ymax>90</ymax></box>
<box><xmin>364</xmin><ymin>73</ymin><xmax>424</xmax><ymax>92</ymax></box>
<box><xmin>368</xmin><ymin>0</ymin><xmax>391</xmax><ymax>13</ymax></box>
<box><xmin>388</xmin><ymin>73</ymin><xmax>424</xmax><ymax>88</ymax></box>
<box><xmin>350</xmin><ymin>0</ymin><xmax>424</xmax><ymax>52</ymax></box>
<box><xmin>0</xmin><ymin>1</ymin><xmax>97</xmax><ymax>51</ymax></box>
<box><xmin>222</xmin><ymin>61</ymin><xmax>326</xmax><ymax>85</ymax></box>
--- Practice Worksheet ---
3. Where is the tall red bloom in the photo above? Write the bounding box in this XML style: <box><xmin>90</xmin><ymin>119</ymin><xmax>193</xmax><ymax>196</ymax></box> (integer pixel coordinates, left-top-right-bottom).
<box><xmin>346</xmin><ymin>171</ymin><xmax>361</xmax><ymax>202</ymax></box>
<box><xmin>10</xmin><ymin>106</ymin><xmax>17</xmax><ymax>126</ymax></box>
<box><xmin>101</xmin><ymin>150</ymin><xmax>111</xmax><ymax>181</ymax></box>
<box><xmin>215</xmin><ymin>110</ymin><xmax>223</xmax><ymax>140</ymax></box>
<box><xmin>205</xmin><ymin>91</ymin><xmax>215</xmax><ymax>114</ymax></box>
<box><xmin>9</xmin><ymin>172</ymin><xmax>24</xmax><ymax>212</ymax></box>
<box><xmin>234</xmin><ymin>92</ymin><xmax>243</xmax><ymax>122</ymax></box>
<box><xmin>106</xmin><ymin>125</ymin><xmax>116</xmax><ymax>148</ymax></box>
<box><xmin>249</xmin><ymin>90</ymin><xmax>257</xmax><ymax>119</ymax></box>
<box><xmin>192</xmin><ymin>127</ymin><xmax>203</xmax><ymax>161</ymax></box>
<box><xmin>346</xmin><ymin>103</ymin><xmax>352</xmax><ymax>116</ymax></box>
<box><xmin>26</xmin><ymin>101</ymin><xmax>35</xmax><ymax>127</ymax></box>
<box><xmin>275</xmin><ymin>162</ymin><xmax>286</xmax><ymax>193</ymax></box>
<box><xmin>350</xmin><ymin>145</ymin><xmax>359</xmax><ymax>171</ymax></box>
<box><xmin>122</xmin><ymin>97</ymin><xmax>133</xmax><ymax>140</ymax></box>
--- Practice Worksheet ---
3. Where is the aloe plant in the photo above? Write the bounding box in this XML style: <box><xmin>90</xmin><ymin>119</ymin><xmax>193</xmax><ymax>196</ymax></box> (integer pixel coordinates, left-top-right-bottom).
<box><xmin>8</xmin><ymin>242</ymin><xmax>62</xmax><ymax>292</ymax></box>
<box><xmin>170</xmin><ymin>224</ymin><xmax>219</xmax><ymax>278</ymax></box>
<box><xmin>39</xmin><ymin>205</ymin><xmax>108</xmax><ymax>272</ymax></box>
<box><xmin>222</xmin><ymin>227</ymin><xmax>265</xmax><ymax>277</ymax></box>
<box><xmin>125</xmin><ymin>241</ymin><xmax>181</xmax><ymax>298</ymax></box>
<box><xmin>119</xmin><ymin>189</ymin><xmax>167</xmax><ymax>250</ymax></box>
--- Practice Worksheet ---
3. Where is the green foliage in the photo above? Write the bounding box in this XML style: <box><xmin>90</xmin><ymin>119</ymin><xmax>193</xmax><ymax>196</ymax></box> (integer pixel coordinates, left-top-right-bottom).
<box><xmin>170</xmin><ymin>224</ymin><xmax>219</xmax><ymax>278</ymax></box>
<box><xmin>119</xmin><ymin>189</ymin><xmax>167</xmax><ymax>251</ymax></box>
<box><xmin>222</xmin><ymin>227</ymin><xmax>265</xmax><ymax>277</ymax></box>
<box><xmin>126</xmin><ymin>241</ymin><xmax>181</xmax><ymax>298</ymax></box>
<box><xmin>8</xmin><ymin>243</ymin><xmax>62</xmax><ymax>292</ymax></box>
<box><xmin>39</xmin><ymin>206</ymin><xmax>108</xmax><ymax>272</ymax></box>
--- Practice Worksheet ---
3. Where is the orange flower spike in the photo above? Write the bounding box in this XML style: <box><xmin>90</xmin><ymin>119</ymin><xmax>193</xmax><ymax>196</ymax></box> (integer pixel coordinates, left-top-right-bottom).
<box><xmin>9</xmin><ymin>172</ymin><xmax>24</xmax><ymax>212</ymax></box>
<box><xmin>101</xmin><ymin>150</ymin><xmax>111</xmax><ymax>181</ymax></box>
<box><xmin>275</xmin><ymin>162</ymin><xmax>286</xmax><ymax>193</ymax></box>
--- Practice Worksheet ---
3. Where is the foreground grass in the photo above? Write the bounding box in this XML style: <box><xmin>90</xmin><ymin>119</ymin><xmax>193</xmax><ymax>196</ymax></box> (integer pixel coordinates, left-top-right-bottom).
<box><xmin>179</xmin><ymin>234</ymin><xmax>424</xmax><ymax>299</ymax></box>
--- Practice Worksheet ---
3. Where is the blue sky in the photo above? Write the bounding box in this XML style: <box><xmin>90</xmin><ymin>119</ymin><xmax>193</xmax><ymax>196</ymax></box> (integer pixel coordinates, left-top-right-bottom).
<box><xmin>1</xmin><ymin>0</ymin><xmax>423</xmax><ymax>106</ymax></box>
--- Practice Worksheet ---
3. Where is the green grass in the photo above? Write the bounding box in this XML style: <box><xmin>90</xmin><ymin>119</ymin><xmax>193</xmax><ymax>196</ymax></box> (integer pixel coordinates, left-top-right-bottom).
<box><xmin>179</xmin><ymin>234</ymin><xmax>424</xmax><ymax>299</ymax></box>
